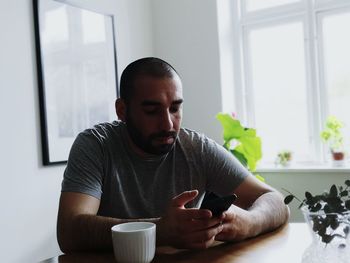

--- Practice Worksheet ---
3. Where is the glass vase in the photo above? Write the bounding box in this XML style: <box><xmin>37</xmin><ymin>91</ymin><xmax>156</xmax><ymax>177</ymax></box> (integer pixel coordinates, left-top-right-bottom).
<box><xmin>301</xmin><ymin>206</ymin><xmax>350</xmax><ymax>263</ymax></box>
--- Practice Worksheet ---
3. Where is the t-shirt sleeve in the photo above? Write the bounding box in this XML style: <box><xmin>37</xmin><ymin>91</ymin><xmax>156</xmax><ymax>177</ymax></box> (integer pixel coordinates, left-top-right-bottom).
<box><xmin>61</xmin><ymin>132</ymin><xmax>104</xmax><ymax>199</ymax></box>
<box><xmin>200</xmin><ymin>136</ymin><xmax>251</xmax><ymax>196</ymax></box>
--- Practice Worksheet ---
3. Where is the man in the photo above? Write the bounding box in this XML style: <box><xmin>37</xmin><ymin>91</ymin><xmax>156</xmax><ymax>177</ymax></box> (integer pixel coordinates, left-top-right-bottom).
<box><xmin>57</xmin><ymin>57</ymin><xmax>289</xmax><ymax>252</ymax></box>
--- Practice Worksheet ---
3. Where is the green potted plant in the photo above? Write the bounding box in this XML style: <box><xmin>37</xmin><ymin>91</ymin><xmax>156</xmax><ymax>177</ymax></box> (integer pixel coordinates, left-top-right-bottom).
<box><xmin>320</xmin><ymin>116</ymin><xmax>345</xmax><ymax>165</ymax></box>
<box><xmin>275</xmin><ymin>150</ymin><xmax>293</xmax><ymax>167</ymax></box>
<box><xmin>284</xmin><ymin>181</ymin><xmax>350</xmax><ymax>263</ymax></box>
<box><xmin>216</xmin><ymin>112</ymin><xmax>263</xmax><ymax>181</ymax></box>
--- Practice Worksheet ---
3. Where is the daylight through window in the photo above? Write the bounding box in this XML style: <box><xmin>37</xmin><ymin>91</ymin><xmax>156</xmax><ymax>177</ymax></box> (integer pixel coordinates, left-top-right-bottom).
<box><xmin>231</xmin><ymin>0</ymin><xmax>350</xmax><ymax>167</ymax></box>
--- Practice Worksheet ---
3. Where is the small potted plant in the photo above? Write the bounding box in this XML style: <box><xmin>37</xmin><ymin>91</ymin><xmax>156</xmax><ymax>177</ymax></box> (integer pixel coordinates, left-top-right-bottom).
<box><xmin>284</xmin><ymin>181</ymin><xmax>350</xmax><ymax>263</ymax></box>
<box><xmin>320</xmin><ymin>116</ymin><xmax>346</xmax><ymax>166</ymax></box>
<box><xmin>275</xmin><ymin>150</ymin><xmax>293</xmax><ymax>167</ymax></box>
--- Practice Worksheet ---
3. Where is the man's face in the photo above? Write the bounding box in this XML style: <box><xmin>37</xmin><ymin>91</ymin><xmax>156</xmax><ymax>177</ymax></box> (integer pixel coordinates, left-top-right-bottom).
<box><xmin>125</xmin><ymin>75</ymin><xmax>183</xmax><ymax>155</ymax></box>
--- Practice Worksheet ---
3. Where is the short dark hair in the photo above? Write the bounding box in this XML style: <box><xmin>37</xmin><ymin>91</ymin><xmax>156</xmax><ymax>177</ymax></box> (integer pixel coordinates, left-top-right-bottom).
<box><xmin>119</xmin><ymin>57</ymin><xmax>179</xmax><ymax>103</ymax></box>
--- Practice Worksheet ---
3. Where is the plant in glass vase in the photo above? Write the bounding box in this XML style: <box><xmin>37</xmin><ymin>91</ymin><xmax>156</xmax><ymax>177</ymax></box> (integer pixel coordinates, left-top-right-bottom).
<box><xmin>320</xmin><ymin>116</ymin><xmax>345</xmax><ymax>166</ymax></box>
<box><xmin>284</xmin><ymin>181</ymin><xmax>350</xmax><ymax>263</ymax></box>
<box><xmin>216</xmin><ymin>112</ymin><xmax>263</xmax><ymax>181</ymax></box>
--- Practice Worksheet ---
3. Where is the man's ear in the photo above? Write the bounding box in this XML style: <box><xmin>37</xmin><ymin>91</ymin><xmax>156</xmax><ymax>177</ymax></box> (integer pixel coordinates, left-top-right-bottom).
<box><xmin>115</xmin><ymin>98</ymin><xmax>127</xmax><ymax>122</ymax></box>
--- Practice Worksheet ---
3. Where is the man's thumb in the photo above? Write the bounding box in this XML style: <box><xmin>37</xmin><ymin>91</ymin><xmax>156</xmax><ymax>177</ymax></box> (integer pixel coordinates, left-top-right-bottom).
<box><xmin>171</xmin><ymin>190</ymin><xmax>199</xmax><ymax>207</ymax></box>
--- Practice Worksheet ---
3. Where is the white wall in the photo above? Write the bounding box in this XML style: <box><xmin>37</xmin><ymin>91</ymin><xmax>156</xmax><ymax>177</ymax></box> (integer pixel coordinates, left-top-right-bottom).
<box><xmin>152</xmin><ymin>0</ymin><xmax>223</xmax><ymax>143</ymax></box>
<box><xmin>0</xmin><ymin>0</ymin><xmax>153</xmax><ymax>262</ymax></box>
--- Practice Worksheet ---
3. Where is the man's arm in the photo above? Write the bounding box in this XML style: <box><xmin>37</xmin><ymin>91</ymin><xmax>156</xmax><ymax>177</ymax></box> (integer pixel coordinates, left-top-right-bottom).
<box><xmin>57</xmin><ymin>191</ymin><xmax>224</xmax><ymax>252</ymax></box>
<box><xmin>57</xmin><ymin>192</ymin><xmax>160</xmax><ymax>252</ymax></box>
<box><xmin>215</xmin><ymin>175</ymin><xmax>290</xmax><ymax>241</ymax></box>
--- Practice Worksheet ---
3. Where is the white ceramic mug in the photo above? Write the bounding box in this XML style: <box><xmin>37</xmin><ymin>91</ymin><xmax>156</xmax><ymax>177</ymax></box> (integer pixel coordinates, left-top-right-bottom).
<box><xmin>111</xmin><ymin>222</ymin><xmax>156</xmax><ymax>263</ymax></box>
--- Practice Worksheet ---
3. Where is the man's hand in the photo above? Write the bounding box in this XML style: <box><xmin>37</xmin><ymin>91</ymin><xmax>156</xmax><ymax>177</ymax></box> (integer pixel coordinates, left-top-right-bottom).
<box><xmin>214</xmin><ymin>205</ymin><xmax>251</xmax><ymax>242</ymax></box>
<box><xmin>157</xmin><ymin>190</ymin><xmax>224</xmax><ymax>249</ymax></box>
<box><xmin>215</xmin><ymin>188</ymin><xmax>290</xmax><ymax>242</ymax></box>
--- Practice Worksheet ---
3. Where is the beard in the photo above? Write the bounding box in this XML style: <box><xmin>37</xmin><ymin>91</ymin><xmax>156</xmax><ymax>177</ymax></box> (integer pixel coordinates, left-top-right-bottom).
<box><xmin>125</xmin><ymin>114</ymin><xmax>178</xmax><ymax>155</ymax></box>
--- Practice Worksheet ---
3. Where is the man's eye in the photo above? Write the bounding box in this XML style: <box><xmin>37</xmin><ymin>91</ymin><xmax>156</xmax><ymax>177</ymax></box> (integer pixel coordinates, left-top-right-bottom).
<box><xmin>170</xmin><ymin>107</ymin><xmax>180</xmax><ymax>113</ymax></box>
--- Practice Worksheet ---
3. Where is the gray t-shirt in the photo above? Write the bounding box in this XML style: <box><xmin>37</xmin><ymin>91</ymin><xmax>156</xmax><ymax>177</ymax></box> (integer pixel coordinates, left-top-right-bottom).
<box><xmin>62</xmin><ymin>121</ymin><xmax>249</xmax><ymax>218</ymax></box>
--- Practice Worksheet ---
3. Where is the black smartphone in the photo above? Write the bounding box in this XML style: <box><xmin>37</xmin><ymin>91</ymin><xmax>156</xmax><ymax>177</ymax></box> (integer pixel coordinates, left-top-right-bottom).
<box><xmin>200</xmin><ymin>192</ymin><xmax>237</xmax><ymax>217</ymax></box>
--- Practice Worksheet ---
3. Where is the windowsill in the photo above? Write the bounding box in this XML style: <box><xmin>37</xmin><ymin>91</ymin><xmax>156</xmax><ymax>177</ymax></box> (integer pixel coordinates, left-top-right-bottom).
<box><xmin>256</xmin><ymin>162</ymin><xmax>350</xmax><ymax>173</ymax></box>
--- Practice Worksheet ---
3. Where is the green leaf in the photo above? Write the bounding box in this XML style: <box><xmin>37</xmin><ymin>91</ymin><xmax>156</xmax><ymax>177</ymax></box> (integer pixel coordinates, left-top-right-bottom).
<box><xmin>340</xmin><ymin>190</ymin><xmax>348</xmax><ymax>197</ymax></box>
<box><xmin>324</xmin><ymin>204</ymin><xmax>331</xmax><ymax>213</ymax></box>
<box><xmin>242</xmin><ymin>128</ymin><xmax>256</xmax><ymax>137</ymax></box>
<box><xmin>317</xmin><ymin>224</ymin><xmax>327</xmax><ymax>236</ymax></box>
<box><xmin>305</xmin><ymin>191</ymin><xmax>313</xmax><ymax>200</ymax></box>
<box><xmin>313</xmin><ymin>217</ymin><xmax>327</xmax><ymax>235</ymax></box>
<box><xmin>310</xmin><ymin>203</ymin><xmax>322</xmax><ymax>212</ymax></box>
<box><xmin>330</xmin><ymin>219</ymin><xmax>339</xmax><ymax>230</ymax></box>
<box><xmin>322</xmin><ymin>234</ymin><xmax>336</xmax><ymax>244</ymax></box>
<box><xmin>217</xmin><ymin>112</ymin><xmax>262</xmax><ymax>172</ymax></box>
<box><xmin>330</xmin><ymin>185</ymin><xmax>338</xmax><ymax>197</ymax></box>
<box><xmin>216</xmin><ymin>113</ymin><xmax>245</xmax><ymax>142</ymax></box>
<box><xmin>239</xmin><ymin>135</ymin><xmax>262</xmax><ymax>159</ymax></box>
<box><xmin>345</xmin><ymin>180</ymin><xmax>350</xmax><ymax>187</ymax></box>
<box><xmin>254</xmin><ymin>174</ymin><xmax>265</xmax><ymax>182</ymax></box>
<box><xmin>235</xmin><ymin>136</ymin><xmax>262</xmax><ymax>172</ymax></box>
<box><xmin>284</xmin><ymin>195</ymin><xmax>294</xmax><ymax>205</ymax></box>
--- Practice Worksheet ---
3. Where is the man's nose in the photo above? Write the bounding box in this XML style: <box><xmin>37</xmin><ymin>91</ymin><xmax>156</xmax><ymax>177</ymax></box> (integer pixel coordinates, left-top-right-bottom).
<box><xmin>159</xmin><ymin>110</ymin><xmax>173</xmax><ymax>131</ymax></box>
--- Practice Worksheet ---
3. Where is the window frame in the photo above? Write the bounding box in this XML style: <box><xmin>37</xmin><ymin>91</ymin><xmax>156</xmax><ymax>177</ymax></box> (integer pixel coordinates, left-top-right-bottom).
<box><xmin>231</xmin><ymin>0</ymin><xmax>350</xmax><ymax>166</ymax></box>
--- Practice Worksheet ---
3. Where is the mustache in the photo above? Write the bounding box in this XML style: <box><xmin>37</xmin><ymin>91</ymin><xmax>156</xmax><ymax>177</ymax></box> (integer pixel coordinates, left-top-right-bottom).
<box><xmin>149</xmin><ymin>131</ymin><xmax>177</xmax><ymax>140</ymax></box>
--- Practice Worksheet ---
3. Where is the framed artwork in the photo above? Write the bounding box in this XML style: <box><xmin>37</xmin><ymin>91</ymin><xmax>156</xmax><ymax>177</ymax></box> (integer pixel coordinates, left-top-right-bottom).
<box><xmin>33</xmin><ymin>0</ymin><xmax>118</xmax><ymax>165</ymax></box>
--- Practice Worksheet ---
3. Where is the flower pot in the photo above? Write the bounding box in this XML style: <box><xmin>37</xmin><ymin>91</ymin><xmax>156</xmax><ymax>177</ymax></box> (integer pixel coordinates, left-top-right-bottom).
<box><xmin>301</xmin><ymin>206</ymin><xmax>350</xmax><ymax>263</ymax></box>
<box><xmin>333</xmin><ymin>151</ymin><xmax>345</xmax><ymax>161</ymax></box>
<box><xmin>332</xmin><ymin>151</ymin><xmax>345</xmax><ymax>167</ymax></box>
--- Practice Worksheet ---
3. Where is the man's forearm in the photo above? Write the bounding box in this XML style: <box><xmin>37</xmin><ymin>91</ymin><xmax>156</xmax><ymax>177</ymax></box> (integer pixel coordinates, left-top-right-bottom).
<box><xmin>57</xmin><ymin>215</ymin><xmax>160</xmax><ymax>253</ymax></box>
<box><xmin>247</xmin><ymin>191</ymin><xmax>290</xmax><ymax>237</ymax></box>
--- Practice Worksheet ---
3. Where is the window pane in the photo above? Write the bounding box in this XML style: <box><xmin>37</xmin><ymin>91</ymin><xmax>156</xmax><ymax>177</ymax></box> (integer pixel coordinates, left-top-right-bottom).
<box><xmin>322</xmin><ymin>12</ymin><xmax>350</xmax><ymax>151</ymax></box>
<box><xmin>246</xmin><ymin>0</ymin><xmax>300</xmax><ymax>12</ymax></box>
<box><xmin>248</xmin><ymin>22</ymin><xmax>310</xmax><ymax>164</ymax></box>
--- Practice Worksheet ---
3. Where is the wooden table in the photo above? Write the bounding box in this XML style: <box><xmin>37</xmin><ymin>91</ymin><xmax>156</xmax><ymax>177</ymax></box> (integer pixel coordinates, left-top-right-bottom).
<box><xmin>40</xmin><ymin>223</ymin><xmax>311</xmax><ymax>263</ymax></box>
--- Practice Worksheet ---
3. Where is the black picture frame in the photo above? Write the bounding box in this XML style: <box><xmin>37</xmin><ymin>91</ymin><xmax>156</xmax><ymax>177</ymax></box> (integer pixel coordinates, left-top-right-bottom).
<box><xmin>33</xmin><ymin>0</ymin><xmax>118</xmax><ymax>165</ymax></box>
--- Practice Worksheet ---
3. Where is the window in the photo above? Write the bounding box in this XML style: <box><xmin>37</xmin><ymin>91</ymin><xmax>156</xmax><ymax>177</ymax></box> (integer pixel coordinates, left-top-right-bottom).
<box><xmin>248</xmin><ymin>22</ymin><xmax>310</xmax><ymax>163</ymax></box>
<box><xmin>320</xmin><ymin>10</ymin><xmax>350</xmax><ymax>156</ymax></box>
<box><xmin>245</xmin><ymin>0</ymin><xmax>301</xmax><ymax>12</ymax></box>
<box><xmin>230</xmin><ymin>0</ymin><xmax>350</xmax><ymax>166</ymax></box>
